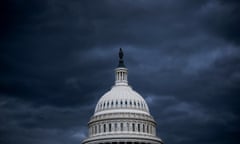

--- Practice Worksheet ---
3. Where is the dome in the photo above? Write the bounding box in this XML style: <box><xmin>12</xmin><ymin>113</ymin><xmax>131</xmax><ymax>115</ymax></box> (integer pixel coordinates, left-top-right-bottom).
<box><xmin>82</xmin><ymin>48</ymin><xmax>163</xmax><ymax>144</ymax></box>
<box><xmin>94</xmin><ymin>85</ymin><xmax>150</xmax><ymax>116</ymax></box>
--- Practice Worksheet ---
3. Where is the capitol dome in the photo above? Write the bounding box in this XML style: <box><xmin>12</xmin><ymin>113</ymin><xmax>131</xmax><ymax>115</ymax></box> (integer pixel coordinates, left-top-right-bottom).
<box><xmin>82</xmin><ymin>48</ymin><xmax>163</xmax><ymax>144</ymax></box>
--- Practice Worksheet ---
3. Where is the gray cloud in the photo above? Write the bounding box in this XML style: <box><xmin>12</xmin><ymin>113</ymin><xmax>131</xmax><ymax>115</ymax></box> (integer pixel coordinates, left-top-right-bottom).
<box><xmin>0</xmin><ymin>0</ymin><xmax>239</xmax><ymax>144</ymax></box>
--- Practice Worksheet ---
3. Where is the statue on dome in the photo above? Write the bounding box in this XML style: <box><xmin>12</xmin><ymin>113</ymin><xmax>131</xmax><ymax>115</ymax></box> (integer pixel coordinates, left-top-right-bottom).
<box><xmin>119</xmin><ymin>48</ymin><xmax>124</xmax><ymax>59</ymax></box>
<box><xmin>118</xmin><ymin>48</ymin><xmax>125</xmax><ymax>67</ymax></box>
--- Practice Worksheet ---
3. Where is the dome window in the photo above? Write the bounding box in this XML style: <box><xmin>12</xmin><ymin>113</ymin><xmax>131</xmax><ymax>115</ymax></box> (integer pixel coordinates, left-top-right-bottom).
<box><xmin>103</xmin><ymin>124</ymin><xmax>106</xmax><ymax>132</ymax></box>
<box><xmin>125</xmin><ymin>100</ymin><xmax>127</xmax><ymax>105</ymax></box>
<box><xmin>138</xmin><ymin>124</ymin><xmax>140</xmax><ymax>132</ymax></box>
<box><xmin>109</xmin><ymin>123</ymin><xmax>112</xmax><ymax>132</ymax></box>
<box><xmin>114</xmin><ymin>123</ymin><xmax>117</xmax><ymax>131</ymax></box>
<box><xmin>120</xmin><ymin>123</ymin><xmax>123</xmax><ymax>131</ymax></box>
<box><xmin>132</xmin><ymin>123</ymin><xmax>135</xmax><ymax>132</ymax></box>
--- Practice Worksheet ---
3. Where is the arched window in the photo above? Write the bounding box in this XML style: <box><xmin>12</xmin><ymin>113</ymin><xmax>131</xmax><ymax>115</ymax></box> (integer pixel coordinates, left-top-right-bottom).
<box><xmin>132</xmin><ymin>123</ymin><xmax>135</xmax><ymax>132</ymax></box>
<box><xmin>111</xmin><ymin>101</ymin><xmax>114</xmax><ymax>106</ymax></box>
<box><xmin>147</xmin><ymin>125</ymin><xmax>149</xmax><ymax>133</ymax></box>
<box><xmin>127</xmin><ymin>123</ymin><xmax>130</xmax><ymax>131</ymax></box>
<box><xmin>120</xmin><ymin>123</ymin><xmax>123</xmax><ymax>131</ymax></box>
<box><xmin>138</xmin><ymin>124</ymin><xmax>140</xmax><ymax>132</ymax></box>
<box><xmin>143</xmin><ymin>124</ymin><xmax>145</xmax><ymax>132</ymax></box>
<box><xmin>103</xmin><ymin>124</ymin><xmax>106</xmax><ymax>132</ymax></box>
<box><xmin>114</xmin><ymin>123</ymin><xmax>117</xmax><ymax>131</ymax></box>
<box><xmin>120</xmin><ymin>101</ymin><xmax>123</xmax><ymax>106</ymax></box>
<box><xmin>109</xmin><ymin>123</ymin><xmax>112</xmax><ymax>132</ymax></box>
<box><xmin>125</xmin><ymin>100</ymin><xmax>127</xmax><ymax>105</ymax></box>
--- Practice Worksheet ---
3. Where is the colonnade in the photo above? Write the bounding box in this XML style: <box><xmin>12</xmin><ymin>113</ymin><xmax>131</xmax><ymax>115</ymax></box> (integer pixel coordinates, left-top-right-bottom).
<box><xmin>116</xmin><ymin>71</ymin><xmax>128</xmax><ymax>82</ymax></box>
<box><xmin>90</xmin><ymin>121</ymin><xmax>156</xmax><ymax>136</ymax></box>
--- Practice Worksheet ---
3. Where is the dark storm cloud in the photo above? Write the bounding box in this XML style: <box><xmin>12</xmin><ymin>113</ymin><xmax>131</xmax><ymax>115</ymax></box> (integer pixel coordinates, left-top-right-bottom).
<box><xmin>204</xmin><ymin>0</ymin><xmax>240</xmax><ymax>45</ymax></box>
<box><xmin>0</xmin><ymin>96</ymin><xmax>90</xmax><ymax>144</ymax></box>
<box><xmin>0</xmin><ymin>0</ymin><xmax>239</xmax><ymax>144</ymax></box>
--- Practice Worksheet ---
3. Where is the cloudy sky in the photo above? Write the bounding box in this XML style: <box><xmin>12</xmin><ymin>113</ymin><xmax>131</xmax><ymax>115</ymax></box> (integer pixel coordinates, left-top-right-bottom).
<box><xmin>0</xmin><ymin>0</ymin><xmax>240</xmax><ymax>144</ymax></box>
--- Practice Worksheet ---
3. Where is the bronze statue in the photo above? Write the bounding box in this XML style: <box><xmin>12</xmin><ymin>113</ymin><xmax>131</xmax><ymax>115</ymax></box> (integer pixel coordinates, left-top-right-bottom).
<box><xmin>119</xmin><ymin>48</ymin><xmax>124</xmax><ymax>59</ymax></box>
<box><xmin>118</xmin><ymin>48</ymin><xmax>125</xmax><ymax>67</ymax></box>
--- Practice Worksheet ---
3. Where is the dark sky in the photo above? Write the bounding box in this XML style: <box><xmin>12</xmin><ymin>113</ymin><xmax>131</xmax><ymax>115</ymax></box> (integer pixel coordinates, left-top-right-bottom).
<box><xmin>0</xmin><ymin>0</ymin><xmax>240</xmax><ymax>144</ymax></box>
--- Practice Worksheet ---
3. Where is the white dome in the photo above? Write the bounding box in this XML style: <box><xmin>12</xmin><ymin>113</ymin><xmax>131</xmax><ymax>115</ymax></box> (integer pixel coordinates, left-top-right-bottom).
<box><xmin>94</xmin><ymin>85</ymin><xmax>150</xmax><ymax>116</ymax></box>
<box><xmin>82</xmin><ymin>49</ymin><xmax>163</xmax><ymax>144</ymax></box>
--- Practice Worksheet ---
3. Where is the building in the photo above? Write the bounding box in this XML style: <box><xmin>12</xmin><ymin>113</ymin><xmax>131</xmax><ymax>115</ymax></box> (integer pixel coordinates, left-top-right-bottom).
<box><xmin>82</xmin><ymin>48</ymin><xmax>163</xmax><ymax>144</ymax></box>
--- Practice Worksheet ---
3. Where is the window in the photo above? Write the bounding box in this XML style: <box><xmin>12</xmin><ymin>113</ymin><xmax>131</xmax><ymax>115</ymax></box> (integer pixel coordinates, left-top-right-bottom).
<box><xmin>132</xmin><ymin>123</ymin><xmax>135</xmax><ymax>132</ymax></box>
<box><xmin>120</xmin><ymin>123</ymin><xmax>123</xmax><ymax>131</ymax></box>
<box><xmin>103</xmin><ymin>124</ymin><xmax>106</xmax><ymax>132</ymax></box>
<box><xmin>143</xmin><ymin>124</ymin><xmax>145</xmax><ymax>132</ymax></box>
<box><xmin>115</xmin><ymin>123</ymin><xmax>117</xmax><ymax>131</ymax></box>
<box><xmin>138</xmin><ymin>124</ymin><xmax>140</xmax><ymax>132</ymax></box>
<box><xmin>109</xmin><ymin>123</ymin><xmax>112</xmax><ymax>132</ymax></box>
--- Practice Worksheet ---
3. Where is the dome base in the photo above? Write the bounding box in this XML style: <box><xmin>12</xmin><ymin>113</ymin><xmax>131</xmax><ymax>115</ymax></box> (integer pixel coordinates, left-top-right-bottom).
<box><xmin>82</xmin><ymin>134</ymin><xmax>163</xmax><ymax>144</ymax></box>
